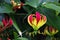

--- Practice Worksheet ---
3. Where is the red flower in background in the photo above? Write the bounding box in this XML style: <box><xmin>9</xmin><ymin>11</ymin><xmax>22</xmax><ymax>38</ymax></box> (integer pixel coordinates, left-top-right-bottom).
<box><xmin>0</xmin><ymin>38</ymin><xmax>2</xmax><ymax>40</ymax></box>
<box><xmin>2</xmin><ymin>18</ymin><xmax>13</xmax><ymax>27</ymax></box>
<box><xmin>44</xmin><ymin>26</ymin><xmax>58</xmax><ymax>36</ymax></box>
<box><xmin>0</xmin><ymin>16</ymin><xmax>13</xmax><ymax>32</ymax></box>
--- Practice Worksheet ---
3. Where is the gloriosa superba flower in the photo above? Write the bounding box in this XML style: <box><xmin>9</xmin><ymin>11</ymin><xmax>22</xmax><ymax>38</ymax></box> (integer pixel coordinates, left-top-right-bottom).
<box><xmin>0</xmin><ymin>15</ymin><xmax>13</xmax><ymax>32</ymax></box>
<box><xmin>27</xmin><ymin>12</ymin><xmax>47</xmax><ymax>30</ymax></box>
<box><xmin>44</xmin><ymin>26</ymin><xmax>58</xmax><ymax>36</ymax></box>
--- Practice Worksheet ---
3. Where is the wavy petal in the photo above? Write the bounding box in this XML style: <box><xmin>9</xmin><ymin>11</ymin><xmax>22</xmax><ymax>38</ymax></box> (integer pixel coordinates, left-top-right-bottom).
<box><xmin>29</xmin><ymin>14</ymin><xmax>33</xmax><ymax>23</ymax></box>
<box><xmin>32</xmin><ymin>18</ymin><xmax>37</xmax><ymax>27</ymax></box>
<box><xmin>44</xmin><ymin>16</ymin><xmax>46</xmax><ymax>21</ymax></box>
<box><xmin>49</xmin><ymin>26</ymin><xmax>53</xmax><ymax>32</ymax></box>
<box><xmin>37</xmin><ymin>15</ymin><xmax>47</xmax><ymax>30</ymax></box>
<box><xmin>28</xmin><ymin>14</ymin><xmax>33</xmax><ymax>27</ymax></box>
<box><xmin>36</xmin><ymin>12</ymin><xmax>41</xmax><ymax>23</ymax></box>
<box><xmin>9</xmin><ymin>18</ymin><xmax>13</xmax><ymax>25</ymax></box>
<box><xmin>2</xmin><ymin>19</ymin><xmax>7</xmax><ymax>26</ymax></box>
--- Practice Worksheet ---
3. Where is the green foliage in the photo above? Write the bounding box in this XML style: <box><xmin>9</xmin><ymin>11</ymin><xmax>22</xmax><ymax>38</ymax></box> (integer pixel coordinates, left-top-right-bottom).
<box><xmin>14</xmin><ymin>0</ymin><xmax>21</xmax><ymax>4</ymax></box>
<box><xmin>0</xmin><ymin>3</ymin><xmax>13</xmax><ymax>13</ymax></box>
<box><xmin>0</xmin><ymin>0</ymin><xmax>60</xmax><ymax>40</ymax></box>
<box><xmin>25</xmin><ymin>0</ymin><xmax>42</xmax><ymax>8</ymax></box>
<box><xmin>10</xmin><ymin>15</ymin><xmax>22</xmax><ymax>36</ymax></box>
<box><xmin>37</xmin><ymin>7</ymin><xmax>60</xmax><ymax>30</ymax></box>
<box><xmin>25</xmin><ymin>0</ymin><xmax>59</xmax><ymax>8</ymax></box>
<box><xmin>43</xmin><ymin>0</ymin><xmax>59</xmax><ymax>2</ymax></box>
<box><xmin>42</xmin><ymin>2</ymin><xmax>60</xmax><ymax>15</ymax></box>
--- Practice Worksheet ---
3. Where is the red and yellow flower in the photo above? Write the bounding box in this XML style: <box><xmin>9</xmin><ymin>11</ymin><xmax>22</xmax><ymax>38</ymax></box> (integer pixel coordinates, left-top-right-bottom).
<box><xmin>27</xmin><ymin>12</ymin><xmax>47</xmax><ymax>30</ymax></box>
<box><xmin>44</xmin><ymin>26</ymin><xmax>58</xmax><ymax>36</ymax></box>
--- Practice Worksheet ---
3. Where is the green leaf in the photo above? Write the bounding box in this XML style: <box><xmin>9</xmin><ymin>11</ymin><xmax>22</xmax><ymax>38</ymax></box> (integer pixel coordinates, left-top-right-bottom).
<box><xmin>4</xmin><ymin>0</ymin><xmax>11</xmax><ymax>4</ymax></box>
<box><xmin>13</xmin><ymin>37</ymin><xmax>28</xmax><ymax>40</ymax></box>
<box><xmin>43</xmin><ymin>0</ymin><xmax>59</xmax><ymax>3</ymax></box>
<box><xmin>25</xmin><ymin>0</ymin><xmax>42</xmax><ymax>8</ymax></box>
<box><xmin>14</xmin><ymin>0</ymin><xmax>21</xmax><ymax>4</ymax></box>
<box><xmin>25</xmin><ymin>0</ymin><xmax>59</xmax><ymax>8</ymax></box>
<box><xmin>0</xmin><ymin>0</ymin><xmax>4</xmax><ymax>4</ymax></box>
<box><xmin>0</xmin><ymin>3</ymin><xmax>13</xmax><ymax>13</ymax></box>
<box><xmin>4</xmin><ymin>0</ymin><xmax>21</xmax><ymax>4</ymax></box>
<box><xmin>42</xmin><ymin>3</ymin><xmax>60</xmax><ymax>15</ymax></box>
<box><xmin>10</xmin><ymin>15</ymin><xmax>22</xmax><ymax>36</ymax></box>
<box><xmin>17</xmin><ymin>37</ymin><xmax>28</xmax><ymax>40</ymax></box>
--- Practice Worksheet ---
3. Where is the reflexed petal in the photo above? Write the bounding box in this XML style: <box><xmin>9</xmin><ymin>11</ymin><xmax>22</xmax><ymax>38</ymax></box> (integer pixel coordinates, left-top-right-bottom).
<box><xmin>2</xmin><ymin>18</ymin><xmax>13</xmax><ymax>27</ymax></box>
<box><xmin>44</xmin><ymin>27</ymin><xmax>51</xmax><ymax>36</ymax></box>
<box><xmin>51</xmin><ymin>28</ymin><xmax>58</xmax><ymax>35</ymax></box>
<box><xmin>37</xmin><ymin>20</ymin><xmax>45</xmax><ymax>29</ymax></box>
<box><xmin>44</xmin><ymin>16</ymin><xmax>46</xmax><ymax>21</ymax></box>
<box><xmin>45</xmin><ymin>30</ymin><xmax>51</xmax><ymax>36</ymax></box>
<box><xmin>49</xmin><ymin>26</ymin><xmax>53</xmax><ymax>32</ymax></box>
<box><xmin>37</xmin><ymin>15</ymin><xmax>47</xmax><ymax>30</ymax></box>
<box><xmin>51</xmin><ymin>29</ymin><xmax>55</xmax><ymax>35</ymax></box>
<box><xmin>32</xmin><ymin>18</ymin><xmax>37</xmax><ymax>27</ymax></box>
<box><xmin>9</xmin><ymin>18</ymin><xmax>13</xmax><ymax>25</ymax></box>
<box><xmin>44</xmin><ymin>26</ymin><xmax>59</xmax><ymax>36</ymax></box>
<box><xmin>36</xmin><ymin>12</ymin><xmax>41</xmax><ymax>23</ymax></box>
<box><xmin>28</xmin><ymin>14</ymin><xmax>33</xmax><ymax>27</ymax></box>
<box><xmin>29</xmin><ymin>14</ymin><xmax>33</xmax><ymax>23</ymax></box>
<box><xmin>2</xmin><ymin>19</ymin><xmax>7</xmax><ymax>26</ymax></box>
<box><xmin>32</xmin><ymin>18</ymin><xmax>37</xmax><ymax>30</ymax></box>
<box><xmin>55</xmin><ymin>30</ymin><xmax>58</xmax><ymax>34</ymax></box>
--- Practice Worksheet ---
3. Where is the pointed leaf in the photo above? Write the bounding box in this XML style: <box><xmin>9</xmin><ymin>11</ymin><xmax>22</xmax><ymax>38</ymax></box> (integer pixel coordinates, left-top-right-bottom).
<box><xmin>42</xmin><ymin>3</ymin><xmax>60</xmax><ymax>15</ymax></box>
<box><xmin>25</xmin><ymin>0</ymin><xmax>42</xmax><ymax>8</ymax></box>
<box><xmin>0</xmin><ymin>3</ymin><xmax>13</xmax><ymax>13</ymax></box>
<box><xmin>10</xmin><ymin>15</ymin><xmax>22</xmax><ymax>36</ymax></box>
